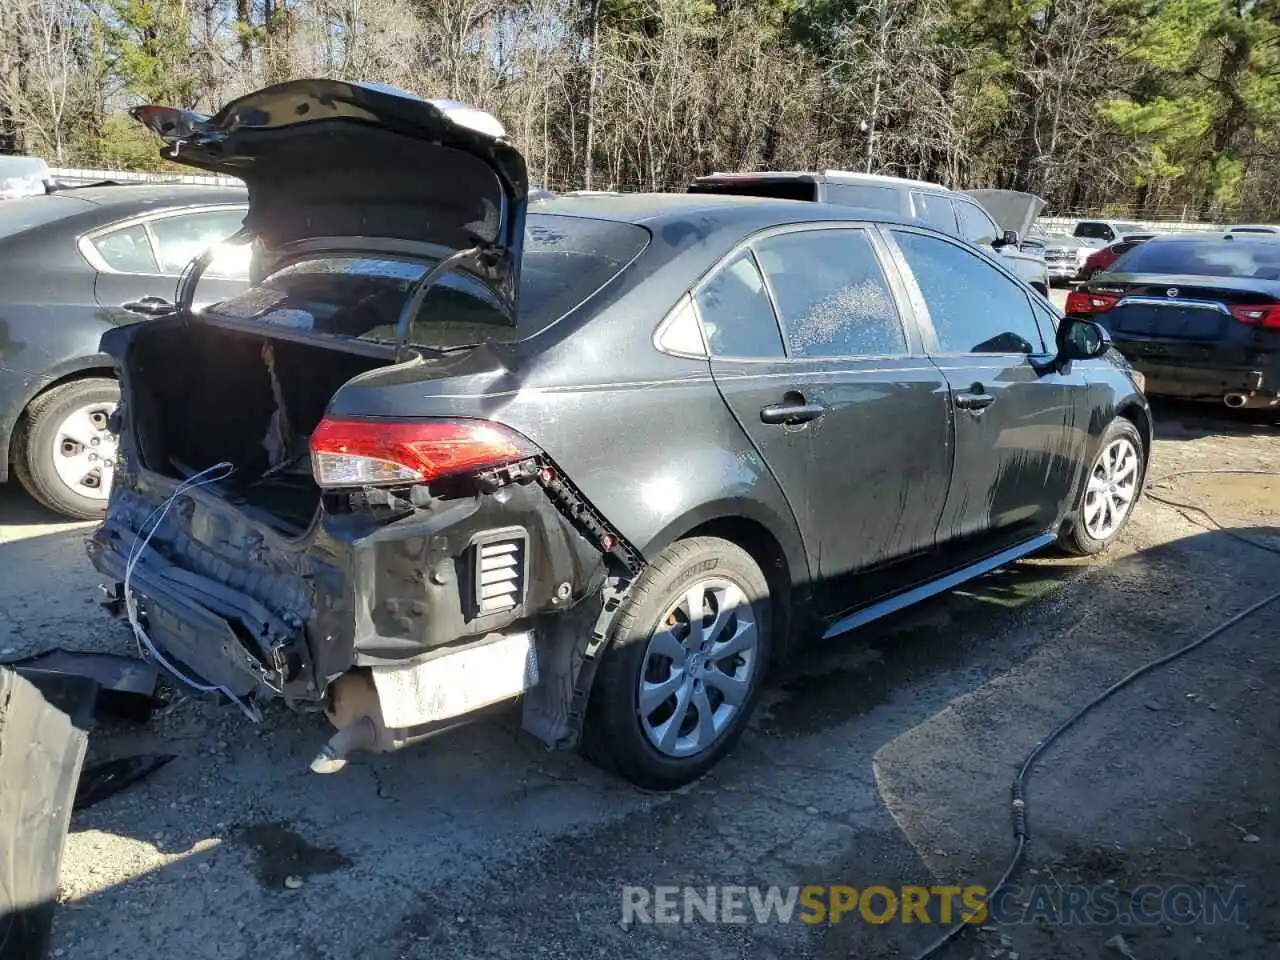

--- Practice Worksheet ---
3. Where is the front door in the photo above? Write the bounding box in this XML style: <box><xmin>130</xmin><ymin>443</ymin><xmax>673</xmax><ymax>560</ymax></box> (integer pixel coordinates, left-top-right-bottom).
<box><xmin>886</xmin><ymin>228</ymin><xmax>1084</xmax><ymax>558</ymax></box>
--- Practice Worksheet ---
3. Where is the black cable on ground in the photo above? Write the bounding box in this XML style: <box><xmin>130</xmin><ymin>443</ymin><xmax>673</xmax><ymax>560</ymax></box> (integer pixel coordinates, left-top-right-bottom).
<box><xmin>912</xmin><ymin>467</ymin><xmax>1280</xmax><ymax>960</ymax></box>
<box><xmin>1144</xmin><ymin>468</ymin><xmax>1280</xmax><ymax>556</ymax></box>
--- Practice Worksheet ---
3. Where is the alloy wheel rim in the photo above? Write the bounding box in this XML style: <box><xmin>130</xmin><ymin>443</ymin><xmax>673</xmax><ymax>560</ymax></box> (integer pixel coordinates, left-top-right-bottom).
<box><xmin>1083</xmin><ymin>437</ymin><xmax>1139</xmax><ymax>540</ymax></box>
<box><xmin>637</xmin><ymin>577</ymin><xmax>760</xmax><ymax>759</ymax></box>
<box><xmin>50</xmin><ymin>401</ymin><xmax>118</xmax><ymax>501</ymax></box>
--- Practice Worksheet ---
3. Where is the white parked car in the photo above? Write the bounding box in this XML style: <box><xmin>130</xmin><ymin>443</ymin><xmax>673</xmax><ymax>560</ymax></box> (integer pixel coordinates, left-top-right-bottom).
<box><xmin>0</xmin><ymin>156</ymin><xmax>53</xmax><ymax>200</ymax></box>
<box><xmin>1224</xmin><ymin>224</ymin><xmax>1279</xmax><ymax>237</ymax></box>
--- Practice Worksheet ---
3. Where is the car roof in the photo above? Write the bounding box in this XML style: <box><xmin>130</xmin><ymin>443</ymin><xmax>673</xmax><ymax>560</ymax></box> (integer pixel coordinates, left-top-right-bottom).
<box><xmin>693</xmin><ymin>169</ymin><xmax>947</xmax><ymax>191</ymax></box>
<box><xmin>1145</xmin><ymin>231</ymin><xmax>1280</xmax><ymax>243</ymax></box>
<box><xmin>535</xmin><ymin>191</ymin><xmax>914</xmax><ymax>229</ymax></box>
<box><xmin>50</xmin><ymin>182</ymin><xmax>247</xmax><ymax>207</ymax></box>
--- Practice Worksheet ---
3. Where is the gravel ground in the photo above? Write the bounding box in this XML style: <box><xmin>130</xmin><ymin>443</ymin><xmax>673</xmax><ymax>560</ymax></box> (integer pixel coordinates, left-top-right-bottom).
<box><xmin>1</xmin><ymin>397</ymin><xmax>1276</xmax><ymax>960</ymax></box>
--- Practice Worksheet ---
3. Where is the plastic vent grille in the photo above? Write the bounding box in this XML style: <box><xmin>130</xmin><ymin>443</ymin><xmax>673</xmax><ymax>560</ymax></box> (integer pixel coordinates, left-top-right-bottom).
<box><xmin>473</xmin><ymin>535</ymin><xmax>526</xmax><ymax>616</ymax></box>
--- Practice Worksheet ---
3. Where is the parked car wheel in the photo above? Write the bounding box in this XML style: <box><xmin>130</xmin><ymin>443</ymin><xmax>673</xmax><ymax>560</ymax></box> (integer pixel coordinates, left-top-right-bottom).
<box><xmin>1060</xmin><ymin>418</ymin><xmax>1146</xmax><ymax>556</ymax></box>
<box><xmin>13</xmin><ymin>378</ymin><xmax>120</xmax><ymax>520</ymax></box>
<box><xmin>582</xmin><ymin>537</ymin><xmax>772</xmax><ymax>789</ymax></box>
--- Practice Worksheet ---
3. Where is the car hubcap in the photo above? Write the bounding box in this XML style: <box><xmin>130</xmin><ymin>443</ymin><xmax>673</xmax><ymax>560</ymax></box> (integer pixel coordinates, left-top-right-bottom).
<box><xmin>1083</xmin><ymin>437</ymin><xmax>1139</xmax><ymax>541</ymax></box>
<box><xmin>637</xmin><ymin>577</ymin><xmax>760</xmax><ymax>759</ymax></box>
<box><xmin>51</xmin><ymin>402</ymin><xmax>118</xmax><ymax>501</ymax></box>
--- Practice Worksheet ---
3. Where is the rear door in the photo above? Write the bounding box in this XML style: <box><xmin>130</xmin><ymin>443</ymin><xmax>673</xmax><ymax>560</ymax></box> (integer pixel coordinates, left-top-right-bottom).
<box><xmin>885</xmin><ymin>227</ymin><xmax>1085</xmax><ymax>557</ymax></box>
<box><xmin>88</xmin><ymin>206</ymin><xmax>248</xmax><ymax>321</ymax></box>
<box><xmin>702</xmin><ymin>225</ymin><xmax>953</xmax><ymax>616</ymax></box>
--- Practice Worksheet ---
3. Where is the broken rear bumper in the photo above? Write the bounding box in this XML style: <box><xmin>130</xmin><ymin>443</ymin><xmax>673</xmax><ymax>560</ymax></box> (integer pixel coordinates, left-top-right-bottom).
<box><xmin>87</xmin><ymin>472</ymin><xmax>610</xmax><ymax>714</ymax></box>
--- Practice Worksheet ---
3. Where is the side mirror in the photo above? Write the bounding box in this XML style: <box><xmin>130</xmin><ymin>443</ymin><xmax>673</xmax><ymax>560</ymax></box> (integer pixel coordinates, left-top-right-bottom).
<box><xmin>1058</xmin><ymin>316</ymin><xmax>1111</xmax><ymax>361</ymax></box>
<box><xmin>996</xmin><ymin>228</ymin><xmax>1020</xmax><ymax>249</ymax></box>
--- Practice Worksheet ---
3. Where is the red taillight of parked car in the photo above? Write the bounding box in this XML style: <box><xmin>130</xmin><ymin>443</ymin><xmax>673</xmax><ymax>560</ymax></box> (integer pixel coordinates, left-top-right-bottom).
<box><xmin>310</xmin><ymin>418</ymin><xmax>538</xmax><ymax>488</ymax></box>
<box><xmin>1084</xmin><ymin>249</ymin><xmax>1116</xmax><ymax>272</ymax></box>
<box><xmin>1229</xmin><ymin>304</ymin><xmax>1280</xmax><ymax>329</ymax></box>
<box><xmin>1064</xmin><ymin>290</ymin><xmax>1120</xmax><ymax>315</ymax></box>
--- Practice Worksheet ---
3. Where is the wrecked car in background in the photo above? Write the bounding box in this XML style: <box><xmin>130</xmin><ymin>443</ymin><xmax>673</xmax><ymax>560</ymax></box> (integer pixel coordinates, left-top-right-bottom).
<box><xmin>90</xmin><ymin>79</ymin><xmax>1151</xmax><ymax>790</ymax></box>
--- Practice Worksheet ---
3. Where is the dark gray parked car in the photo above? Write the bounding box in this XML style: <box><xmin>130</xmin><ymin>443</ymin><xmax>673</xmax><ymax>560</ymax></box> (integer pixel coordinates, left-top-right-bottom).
<box><xmin>91</xmin><ymin>79</ymin><xmax>1151</xmax><ymax>789</ymax></box>
<box><xmin>0</xmin><ymin>184</ymin><xmax>247</xmax><ymax>518</ymax></box>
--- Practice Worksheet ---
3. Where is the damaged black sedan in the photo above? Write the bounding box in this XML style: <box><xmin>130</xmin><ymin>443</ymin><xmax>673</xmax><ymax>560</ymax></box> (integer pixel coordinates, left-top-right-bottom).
<box><xmin>89</xmin><ymin>79</ymin><xmax>1151</xmax><ymax>790</ymax></box>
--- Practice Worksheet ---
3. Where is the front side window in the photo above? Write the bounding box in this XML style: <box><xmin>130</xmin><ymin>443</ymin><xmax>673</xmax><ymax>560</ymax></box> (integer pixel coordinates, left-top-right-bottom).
<box><xmin>754</xmin><ymin>229</ymin><xmax>906</xmax><ymax>358</ymax></box>
<box><xmin>954</xmin><ymin>200</ymin><xmax>1000</xmax><ymax>246</ymax></box>
<box><xmin>694</xmin><ymin>251</ymin><xmax>784</xmax><ymax>358</ymax></box>
<box><xmin>893</xmin><ymin>230</ymin><xmax>1044</xmax><ymax>354</ymax></box>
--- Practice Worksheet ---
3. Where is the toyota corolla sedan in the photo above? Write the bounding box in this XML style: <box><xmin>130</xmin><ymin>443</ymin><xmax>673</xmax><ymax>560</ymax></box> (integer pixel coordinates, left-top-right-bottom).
<box><xmin>90</xmin><ymin>79</ymin><xmax>1151</xmax><ymax>790</ymax></box>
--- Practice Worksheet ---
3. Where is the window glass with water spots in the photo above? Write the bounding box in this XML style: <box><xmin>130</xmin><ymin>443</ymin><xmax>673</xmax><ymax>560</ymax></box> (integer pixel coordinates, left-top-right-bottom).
<box><xmin>753</xmin><ymin>229</ymin><xmax>906</xmax><ymax>359</ymax></box>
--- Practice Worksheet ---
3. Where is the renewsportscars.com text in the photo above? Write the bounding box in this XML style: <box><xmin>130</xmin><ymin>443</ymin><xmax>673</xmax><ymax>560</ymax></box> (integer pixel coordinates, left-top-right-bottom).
<box><xmin>621</xmin><ymin>884</ymin><xmax>1248</xmax><ymax>926</ymax></box>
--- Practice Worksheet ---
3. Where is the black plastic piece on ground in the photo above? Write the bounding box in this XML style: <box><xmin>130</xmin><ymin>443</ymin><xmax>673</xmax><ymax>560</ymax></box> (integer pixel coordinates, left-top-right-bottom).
<box><xmin>5</xmin><ymin>649</ymin><xmax>163</xmax><ymax>723</ymax></box>
<box><xmin>0</xmin><ymin>666</ymin><xmax>92</xmax><ymax>960</ymax></box>
<box><xmin>74</xmin><ymin>754</ymin><xmax>177</xmax><ymax>811</ymax></box>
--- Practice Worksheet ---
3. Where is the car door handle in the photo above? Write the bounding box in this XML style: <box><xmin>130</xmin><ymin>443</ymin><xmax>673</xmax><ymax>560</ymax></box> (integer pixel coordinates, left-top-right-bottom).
<box><xmin>760</xmin><ymin>399</ymin><xmax>826</xmax><ymax>425</ymax></box>
<box><xmin>954</xmin><ymin>391</ymin><xmax>996</xmax><ymax>411</ymax></box>
<box><xmin>120</xmin><ymin>297</ymin><xmax>176</xmax><ymax>317</ymax></box>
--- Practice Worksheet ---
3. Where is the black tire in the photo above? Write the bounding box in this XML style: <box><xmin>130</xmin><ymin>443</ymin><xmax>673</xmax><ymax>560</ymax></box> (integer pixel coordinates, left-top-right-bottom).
<box><xmin>1059</xmin><ymin>417</ymin><xmax>1146</xmax><ymax>556</ymax></box>
<box><xmin>12</xmin><ymin>377</ymin><xmax>120</xmax><ymax>520</ymax></box>
<box><xmin>581</xmin><ymin>537</ymin><xmax>772</xmax><ymax>790</ymax></box>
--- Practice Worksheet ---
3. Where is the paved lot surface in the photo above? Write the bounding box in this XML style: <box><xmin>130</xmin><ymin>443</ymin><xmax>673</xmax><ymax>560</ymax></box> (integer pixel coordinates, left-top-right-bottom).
<box><xmin>1</xmin><ymin>398</ymin><xmax>1277</xmax><ymax>960</ymax></box>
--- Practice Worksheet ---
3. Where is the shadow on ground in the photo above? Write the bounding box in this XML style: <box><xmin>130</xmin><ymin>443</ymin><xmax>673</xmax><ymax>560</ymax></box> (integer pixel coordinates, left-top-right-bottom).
<box><xmin>1148</xmin><ymin>398</ymin><xmax>1279</xmax><ymax>443</ymax></box>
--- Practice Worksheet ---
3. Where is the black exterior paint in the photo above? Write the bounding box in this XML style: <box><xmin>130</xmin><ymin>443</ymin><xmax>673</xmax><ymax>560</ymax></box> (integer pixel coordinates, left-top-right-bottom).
<box><xmin>0</xmin><ymin>184</ymin><xmax>247</xmax><ymax>483</ymax></box>
<box><xmin>90</xmin><ymin>192</ymin><xmax>1151</xmax><ymax>719</ymax></box>
<box><xmin>1073</xmin><ymin>266</ymin><xmax>1280</xmax><ymax>403</ymax></box>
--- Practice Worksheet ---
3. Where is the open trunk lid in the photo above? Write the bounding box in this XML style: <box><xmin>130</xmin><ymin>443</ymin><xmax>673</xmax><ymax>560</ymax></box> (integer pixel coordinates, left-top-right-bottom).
<box><xmin>132</xmin><ymin>79</ymin><xmax>529</xmax><ymax>329</ymax></box>
<box><xmin>961</xmin><ymin>189</ymin><xmax>1046</xmax><ymax>238</ymax></box>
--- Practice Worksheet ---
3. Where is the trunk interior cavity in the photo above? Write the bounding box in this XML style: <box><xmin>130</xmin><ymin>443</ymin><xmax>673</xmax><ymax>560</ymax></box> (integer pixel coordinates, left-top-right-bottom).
<box><xmin>127</xmin><ymin>322</ymin><xmax>388</xmax><ymax>532</ymax></box>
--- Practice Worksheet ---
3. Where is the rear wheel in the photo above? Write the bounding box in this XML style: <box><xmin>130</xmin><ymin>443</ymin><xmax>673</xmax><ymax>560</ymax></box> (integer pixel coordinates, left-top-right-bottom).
<box><xmin>581</xmin><ymin>537</ymin><xmax>771</xmax><ymax>789</ymax></box>
<box><xmin>1060</xmin><ymin>418</ymin><xmax>1145</xmax><ymax>556</ymax></box>
<box><xmin>12</xmin><ymin>378</ymin><xmax>120</xmax><ymax>520</ymax></box>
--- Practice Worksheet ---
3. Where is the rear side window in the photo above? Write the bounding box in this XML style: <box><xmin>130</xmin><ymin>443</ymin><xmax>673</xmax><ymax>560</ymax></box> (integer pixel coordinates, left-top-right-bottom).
<box><xmin>754</xmin><ymin>229</ymin><xmax>906</xmax><ymax>358</ymax></box>
<box><xmin>894</xmin><ymin>230</ymin><xmax>1044</xmax><ymax>354</ymax></box>
<box><xmin>205</xmin><ymin>213</ymin><xmax>650</xmax><ymax>347</ymax></box>
<box><xmin>1115</xmin><ymin>239</ymin><xmax>1280</xmax><ymax>279</ymax></box>
<box><xmin>954</xmin><ymin>200</ymin><xmax>1000</xmax><ymax>246</ymax></box>
<box><xmin>92</xmin><ymin>223</ymin><xmax>160</xmax><ymax>274</ymax></box>
<box><xmin>823</xmin><ymin>183</ymin><xmax>902</xmax><ymax>212</ymax></box>
<box><xmin>694</xmin><ymin>251</ymin><xmax>784</xmax><ymax>358</ymax></box>
<box><xmin>912</xmin><ymin>192</ymin><xmax>956</xmax><ymax>233</ymax></box>
<box><xmin>687</xmin><ymin>179</ymin><xmax>817</xmax><ymax>202</ymax></box>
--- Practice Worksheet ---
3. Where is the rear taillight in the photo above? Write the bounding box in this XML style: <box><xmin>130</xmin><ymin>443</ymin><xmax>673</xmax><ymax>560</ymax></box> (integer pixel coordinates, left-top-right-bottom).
<box><xmin>310</xmin><ymin>418</ymin><xmax>538</xmax><ymax>489</ymax></box>
<box><xmin>1230</xmin><ymin>304</ymin><xmax>1280</xmax><ymax>329</ymax></box>
<box><xmin>1065</xmin><ymin>290</ymin><xmax>1119</xmax><ymax>315</ymax></box>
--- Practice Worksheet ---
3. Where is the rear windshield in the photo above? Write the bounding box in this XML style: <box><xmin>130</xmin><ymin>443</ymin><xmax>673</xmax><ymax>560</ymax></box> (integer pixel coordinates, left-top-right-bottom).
<box><xmin>1112</xmin><ymin>238</ymin><xmax>1280</xmax><ymax>280</ymax></box>
<box><xmin>0</xmin><ymin>195</ymin><xmax>92</xmax><ymax>238</ymax></box>
<box><xmin>205</xmin><ymin>213</ymin><xmax>650</xmax><ymax>348</ymax></box>
<box><xmin>688</xmin><ymin>178</ymin><xmax>818</xmax><ymax>202</ymax></box>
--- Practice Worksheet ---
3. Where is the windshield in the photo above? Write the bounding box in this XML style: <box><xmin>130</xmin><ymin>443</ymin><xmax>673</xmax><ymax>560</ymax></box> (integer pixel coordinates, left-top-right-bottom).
<box><xmin>206</xmin><ymin>213</ymin><xmax>651</xmax><ymax>348</ymax></box>
<box><xmin>1113</xmin><ymin>238</ymin><xmax>1280</xmax><ymax>279</ymax></box>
